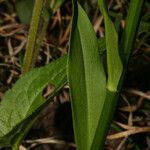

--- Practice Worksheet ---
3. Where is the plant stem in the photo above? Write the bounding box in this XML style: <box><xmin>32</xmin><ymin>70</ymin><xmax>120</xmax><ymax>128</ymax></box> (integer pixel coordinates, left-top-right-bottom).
<box><xmin>22</xmin><ymin>0</ymin><xmax>50</xmax><ymax>75</ymax></box>
<box><xmin>118</xmin><ymin>0</ymin><xmax>145</xmax><ymax>88</ymax></box>
<box><xmin>92</xmin><ymin>0</ymin><xmax>145</xmax><ymax>149</ymax></box>
<box><xmin>120</xmin><ymin>0</ymin><xmax>145</xmax><ymax>64</ymax></box>
<box><xmin>91</xmin><ymin>91</ymin><xmax>118</xmax><ymax>150</ymax></box>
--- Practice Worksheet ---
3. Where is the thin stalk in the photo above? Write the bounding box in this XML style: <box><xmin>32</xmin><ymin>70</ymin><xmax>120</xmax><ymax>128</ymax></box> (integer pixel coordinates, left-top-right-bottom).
<box><xmin>91</xmin><ymin>91</ymin><xmax>118</xmax><ymax>150</ymax></box>
<box><xmin>22</xmin><ymin>0</ymin><xmax>50</xmax><ymax>75</ymax></box>
<box><xmin>118</xmin><ymin>0</ymin><xmax>145</xmax><ymax>88</ymax></box>
<box><xmin>120</xmin><ymin>0</ymin><xmax>145</xmax><ymax>64</ymax></box>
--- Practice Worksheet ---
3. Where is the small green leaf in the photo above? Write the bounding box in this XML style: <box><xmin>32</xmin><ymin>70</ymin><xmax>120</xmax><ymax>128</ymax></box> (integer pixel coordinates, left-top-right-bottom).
<box><xmin>0</xmin><ymin>55</ymin><xmax>67</xmax><ymax>147</ymax></box>
<box><xmin>16</xmin><ymin>0</ymin><xmax>65</xmax><ymax>25</ymax></box>
<box><xmin>68</xmin><ymin>2</ymin><xmax>106</xmax><ymax>150</ymax></box>
<box><xmin>98</xmin><ymin>0</ymin><xmax>123</xmax><ymax>91</ymax></box>
<box><xmin>16</xmin><ymin>0</ymin><xmax>35</xmax><ymax>24</ymax></box>
<box><xmin>50</xmin><ymin>0</ymin><xmax>65</xmax><ymax>14</ymax></box>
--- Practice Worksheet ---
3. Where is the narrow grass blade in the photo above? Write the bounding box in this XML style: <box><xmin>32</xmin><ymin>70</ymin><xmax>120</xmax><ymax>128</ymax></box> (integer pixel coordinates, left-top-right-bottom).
<box><xmin>98</xmin><ymin>0</ymin><xmax>123</xmax><ymax>91</ymax></box>
<box><xmin>68</xmin><ymin>2</ymin><xmax>106</xmax><ymax>150</ymax></box>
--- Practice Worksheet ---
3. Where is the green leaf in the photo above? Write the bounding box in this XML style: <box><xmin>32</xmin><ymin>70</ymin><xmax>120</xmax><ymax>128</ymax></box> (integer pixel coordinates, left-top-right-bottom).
<box><xmin>91</xmin><ymin>90</ymin><xmax>118</xmax><ymax>150</ymax></box>
<box><xmin>120</xmin><ymin>0</ymin><xmax>145</xmax><ymax>63</ymax></box>
<box><xmin>98</xmin><ymin>0</ymin><xmax>123</xmax><ymax>91</ymax></box>
<box><xmin>68</xmin><ymin>2</ymin><xmax>106</xmax><ymax>150</ymax></box>
<box><xmin>91</xmin><ymin>1</ymin><xmax>145</xmax><ymax>149</ymax></box>
<box><xmin>16</xmin><ymin>0</ymin><xmax>65</xmax><ymax>25</ymax></box>
<box><xmin>50</xmin><ymin>0</ymin><xmax>65</xmax><ymax>14</ymax></box>
<box><xmin>0</xmin><ymin>55</ymin><xmax>67</xmax><ymax>148</ymax></box>
<box><xmin>16</xmin><ymin>0</ymin><xmax>35</xmax><ymax>24</ymax></box>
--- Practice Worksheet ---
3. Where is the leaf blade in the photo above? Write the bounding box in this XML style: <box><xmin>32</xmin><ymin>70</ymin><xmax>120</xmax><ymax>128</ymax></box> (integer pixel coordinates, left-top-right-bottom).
<box><xmin>0</xmin><ymin>55</ymin><xmax>67</xmax><ymax>147</ymax></box>
<box><xmin>98</xmin><ymin>0</ymin><xmax>123</xmax><ymax>91</ymax></box>
<box><xmin>68</xmin><ymin>2</ymin><xmax>106</xmax><ymax>150</ymax></box>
